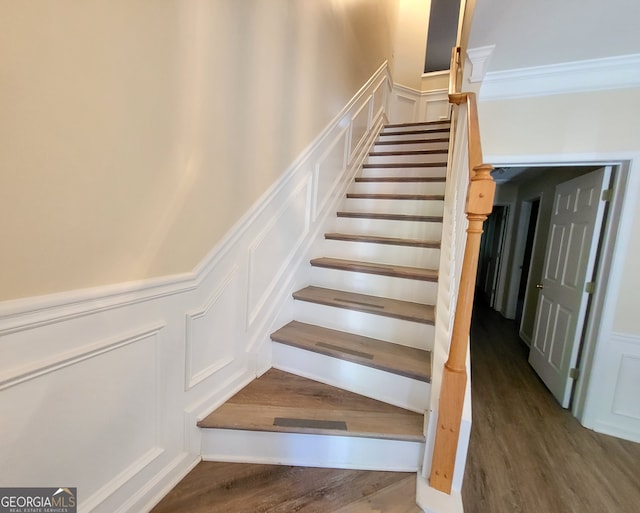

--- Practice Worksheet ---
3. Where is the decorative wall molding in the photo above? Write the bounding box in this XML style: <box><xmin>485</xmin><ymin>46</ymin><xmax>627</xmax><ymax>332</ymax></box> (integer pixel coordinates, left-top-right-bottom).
<box><xmin>247</xmin><ymin>175</ymin><xmax>312</xmax><ymax>327</ymax></box>
<box><xmin>389</xmin><ymin>85</ymin><xmax>450</xmax><ymax>124</ymax></box>
<box><xmin>589</xmin><ymin>331</ymin><xmax>640</xmax><ymax>442</ymax></box>
<box><xmin>185</xmin><ymin>266</ymin><xmax>239</xmax><ymax>390</ymax></box>
<box><xmin>0</xmin><ymin>323</ymin><xmax>165</xmax><ymax>391</ymax></box>
<box><xmin>480</xmin><ymin>53</ymin><xmax>640</xmax><ymax>100</ymax></box>
<box><xmin>467</xmin><ymin>45</ymin><xmax>495</xmax><ymax>83</ymax></box>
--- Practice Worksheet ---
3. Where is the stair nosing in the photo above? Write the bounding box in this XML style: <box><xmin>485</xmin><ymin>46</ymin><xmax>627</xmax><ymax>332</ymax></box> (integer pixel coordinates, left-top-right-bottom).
<box><xmin>374</xmin><ymin>137</ymin><xmax>450</xmax><ymax>145</ymax></box>
<box><xmin>354</xmin><ymin>176</ymin><xmax>445</xmax><ymax>183</ymax></box>
<box><xmin>336</xmin><ymin>211</ymin><xmax>443</xmax><ymax>223</ymax></box>
<box><xmin>378</xmin><ymin>128</ymin><xmax>450</xmax><ymax>137</ymax></box>
<box><xmin>368</xmin><ymin>149</ymin><xmax>448</xmax><ymax>157</ymax></box>
<box><xmin>324</xmin><ymin>232</ymin><xmax>441</xmax><ymax>248</ymax></box>
<box><xmin>362</xmin><ymin>162</ymin><xmax>448</xmax><ymax>169</ymax></box>
<box><xmin>346</xmin><ymin>193</ymin><xmax>445</xmax><ymax>200</ymax></box>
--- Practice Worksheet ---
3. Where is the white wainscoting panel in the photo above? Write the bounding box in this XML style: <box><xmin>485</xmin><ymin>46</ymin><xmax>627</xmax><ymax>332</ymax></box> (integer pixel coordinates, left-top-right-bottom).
<box><xmin>0</xmin><ymin>326</ymin><xmax>163</xmax><ymax>510</ymax></box>
<box><xmin>590</xmin><ymin>332</ymin><xmax>640</xmax><ymax>442</ymax></box>
<box><xmin>348</xmin><ymin>95</ymin><xmax>373</xmax><ymax>163</ymax></box>
<box><xmin>389</xmin><ymin>85</ymin><xmax>450</xmax><ymax>124</ymax></box>
<box><xmin>185</xmin><ymin>266</ymin><xmax>240</xmax><ymax>390</ymax></box>
<box><xmin>389</xmin><ymin>87</ymin><xmax>418</xmax><ymax>124</ymax></box>
<box><xmin>313</xmin><ymin>128</ymin><xmax>348</xmax><ymax>221</ymax></box>
<box><xmin>0</xmin><ymin>60</ymin><xmax>395</xmax><ymax>513</ymax></box>
<box><xmin>247</xmin><ymin>174</ymin><xmax>312</xmax><ymax>327</ymax></box>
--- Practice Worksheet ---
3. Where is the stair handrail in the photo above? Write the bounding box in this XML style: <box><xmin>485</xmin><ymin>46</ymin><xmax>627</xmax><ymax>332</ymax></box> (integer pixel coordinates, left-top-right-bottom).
<box><xmin>429</xmin><ymin>46</ymin><xmax>495</xmax><ymax>494</ymax></box>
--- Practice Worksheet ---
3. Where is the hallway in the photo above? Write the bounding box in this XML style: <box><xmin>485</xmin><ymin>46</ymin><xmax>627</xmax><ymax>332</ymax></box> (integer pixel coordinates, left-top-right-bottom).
<box><xmin>462</xmin><ymin>301</ymin><xmax>640</xmax><ymax>513</ymax></box>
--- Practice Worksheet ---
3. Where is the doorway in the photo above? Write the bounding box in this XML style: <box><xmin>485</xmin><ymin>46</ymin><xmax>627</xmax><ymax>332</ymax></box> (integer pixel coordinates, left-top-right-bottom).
<box><xmin>478</xmin><ymin>205</ymin><xmax>509</xmax><ymax>308</ymax></box>
<box><xmin>515</xmin><ymin>198</ymin><xmax>539</xmax><ymax>329</ymax></box>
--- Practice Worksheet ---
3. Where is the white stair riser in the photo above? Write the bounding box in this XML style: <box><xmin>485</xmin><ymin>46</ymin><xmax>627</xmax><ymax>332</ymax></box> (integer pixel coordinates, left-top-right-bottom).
<box><xmin>201</xmin><ymin>429</ymin><xmax>425</xmax><ymax>471</ymax></box>
<box><xmin>320</xmin><ymin>239</ymin><xmax>441</xmax><ymax>269</ymax></box>
<box><xmin>293</xmin><ymin>300</ymin><xmax>435</xmax><ymax>350</ymax></box>
<box><xmin>373</xmin><ymin>140</ymin><xmax>450</xmax><ymax>152</ymax></box>
<box><xmin>360</xmin><ymin>167</ymin><xmax>447</xmax><ymax>179</ymax></box>
<box><xmin>377</xmin><ymin>132</ymin><xmax>448</xmax><ymax>142</ymax></box>
<box><xmin>367</xmin><ymin>153</ymin><xmax>448</xmax><ymax>165</ymax></box>
<box><xmin>382</xmin><ymin>123</ymin><xmax>450</xmax><ymax>134</ymax></box>
<box><xmin>332</xmin><ymin>217</ymin><xmax>443</xmax><ymax>241</ymax></box>
<box><xmin>308</xmin><ymin>266</ymin><xmax>438</xmax><ymax>304</ymax></box>
<box><xmin>342</xmin><ymin>198</ymin><xmax>444</xmax><ymax>216</ymax></box>
<box><xmin>350</xmin><ymin>181</ymin><xmax>446</xmax><ymax>195</ymax></box>
<box><xmin>273</xmin><ymin>343</ymin><xmax>430</xmax><ymax>412</ymax></box>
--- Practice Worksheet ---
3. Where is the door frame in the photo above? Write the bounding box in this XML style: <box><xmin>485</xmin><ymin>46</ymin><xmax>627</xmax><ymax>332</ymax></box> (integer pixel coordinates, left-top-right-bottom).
<box><xmin>483</xmin><ymin>151</ymin><xmax>640</xmax><ymax>426</ymax></box>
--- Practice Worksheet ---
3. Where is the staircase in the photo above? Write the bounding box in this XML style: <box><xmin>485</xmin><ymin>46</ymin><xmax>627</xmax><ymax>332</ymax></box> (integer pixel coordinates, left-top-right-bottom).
<box><xmin>199</xmin><ymin>120</ymin><xmax>449</xmax><ymax>473</ymax></box>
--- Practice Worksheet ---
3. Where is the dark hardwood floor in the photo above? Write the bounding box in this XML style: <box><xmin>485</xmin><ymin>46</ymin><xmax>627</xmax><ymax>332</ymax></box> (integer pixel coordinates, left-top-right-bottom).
<box><xmin>151</xmin><ymin>300</ymin><xmax>640</xmax><ymax>513</ymax></box>
<box><xmin>462</xmin><ymin>300</ymin><xmax>640</xmax><ymax>513</ymax></box>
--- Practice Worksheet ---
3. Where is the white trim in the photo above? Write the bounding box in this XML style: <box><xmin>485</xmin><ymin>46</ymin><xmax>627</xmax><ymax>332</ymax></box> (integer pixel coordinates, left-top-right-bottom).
<box><xmin>0</xmin><ymin>323</ymin><xmax>165</xmax><ymax>391</ymax></box>
<box><xmin>466</xmin><ymin>45</ymin><xmax>495</xmax><ymax>83</ymax></box>
<box><xmin>81</xmin><ymin>447</ymin><xmax>165</xmax><ymax>513</ymax></box>
<box><xmin>480</xmin><ymin>53</ymin><xmax>640</xmax><ymax>100</ymax></box>
<box><xmin>201</xmin><ymin>429</ymin><xmax>425</xmax><ymax>471</ymax></box>
<box><xmin>120</xmin><ymin>453</ymin><xmax>200</xmax><ymax>513</ymax></box>
<box><xmin>421</xmin><ymin>70</ymin><xmax>450</xmax><ymax>79</ymax></box>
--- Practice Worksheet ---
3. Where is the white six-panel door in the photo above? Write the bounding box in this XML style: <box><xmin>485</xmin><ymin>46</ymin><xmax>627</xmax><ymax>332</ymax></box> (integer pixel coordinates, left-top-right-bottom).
<box><xmin>529</xmin><ymin>167</ymin><xmax>611</xmax><ymax>408</ymax></box>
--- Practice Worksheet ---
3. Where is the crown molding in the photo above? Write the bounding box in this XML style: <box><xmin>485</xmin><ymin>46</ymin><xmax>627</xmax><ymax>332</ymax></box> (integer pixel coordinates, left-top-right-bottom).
<box><xmin>467</xmin><ymin>45</ymin><xmax>495</xmax><ymax>83</ymax></box>
<box><xmin>479</xmin><ymin>53</ymin><xmax>640</xmax><ymax>100</ymax></box>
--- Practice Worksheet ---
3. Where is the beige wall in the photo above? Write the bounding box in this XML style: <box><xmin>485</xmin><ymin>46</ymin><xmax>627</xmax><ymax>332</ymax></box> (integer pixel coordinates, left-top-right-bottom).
<box><xmin>0</xmin><ymin>0</ymin><xmax>400</xmax><ymax>301</ymax></box>
<box><xmin>479</xmin><ymin>87</ymin><xmax>640</xmax><ymax>334</ymax></box>
<box><xmin>392</xmin><ymin>0</ymin><xmax>430</xmax><ymax>90</ymax></box>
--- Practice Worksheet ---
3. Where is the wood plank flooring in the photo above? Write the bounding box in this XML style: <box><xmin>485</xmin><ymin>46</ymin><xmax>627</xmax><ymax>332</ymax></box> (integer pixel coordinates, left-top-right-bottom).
<box><xmin>462</xmin><ymin>300</ymin><xmax>640</xmax><ymax>513</ymax></box>
<box><xmin>198</xmin><ymin>369</ymin><xmax>424</xmax><ymax>441</ymax></box>
<box><xmin>150</xmin><ymin>463</ymin><xmax>422</xmax><ymax>513</ymax></box>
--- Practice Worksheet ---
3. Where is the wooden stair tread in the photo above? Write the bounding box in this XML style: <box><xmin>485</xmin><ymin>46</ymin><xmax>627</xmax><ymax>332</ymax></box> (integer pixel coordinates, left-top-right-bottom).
<box><xmin>384</xmin><ymin>121</ymin><xmax>450</xmax><ymax>128</ymax></box>
<box><xmin>310</xmin><ymin>257</ymin><xmax>438</xmax><ymax>282</ymax></box>
<box><xmin>346</xmin><ymin>193</ymin><xmax>444</xmax><ymax>200</ymax></box>
<box><xmin>363</xmin><ymin>162</ymin><xmax>447</xmax><ymax>169</ymax></box>
<box><xmin>272</xmin><ymin>321</ymin><xmax>432</xmax><ymax>382</ymax></box>
<box><xmin>375</xmin><ymin>138</ymin><xmax>449</xmax><ymax>145</ymax></box>
<box><xmin>355</xmin><ymin>176</ymin><xmax>445</xmax><ymax>183</ymax></box>
<box><xmin>325</xmin><ymin>232</ymin><xmax>441</xmax><ymax>248</ymax></box>
<box><xmin>198</xmin><ymin>369</ymin><xmax>424</xmax><ymax>441</ymax></box>
<box><xmin>369</xmin><ymin>149</ymin><xmax>448</xmax><ymax>156</ymax></box>
<box><xmin>337</xmin><ymin>212</ymin><xmax>443</xmax><ymax>222</ymax></box>
<box><xmin>293</xmin><ymin>286</ymin><xmax>435</xmax><ymax>324</ymax></box>
<box><xmin>378</xmin><ymin>128</ymin><xmax>450</xmax><ymax>137</ymax></box>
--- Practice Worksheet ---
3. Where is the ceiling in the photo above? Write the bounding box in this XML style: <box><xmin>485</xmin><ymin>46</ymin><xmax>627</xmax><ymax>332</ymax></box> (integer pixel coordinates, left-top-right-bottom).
<box><xmin>468</xmin><ymin>0</ymin><xmax>640</xmax><ymax>73</ymax></box>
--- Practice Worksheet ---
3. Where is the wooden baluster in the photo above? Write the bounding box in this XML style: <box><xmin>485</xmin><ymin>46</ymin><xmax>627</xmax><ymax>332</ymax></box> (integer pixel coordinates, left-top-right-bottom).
<box><xmin>430</xmin><ymin>163</ymin><xmax>495</xmax><ymax>493</ymax></box>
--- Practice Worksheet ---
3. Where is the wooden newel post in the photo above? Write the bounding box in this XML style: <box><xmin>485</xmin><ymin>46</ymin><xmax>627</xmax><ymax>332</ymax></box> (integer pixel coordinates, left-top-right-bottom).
<box><xmin>430</xmin><ymin>163</ymin><xmax>495</xmax><ymax>493</ymax></box>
